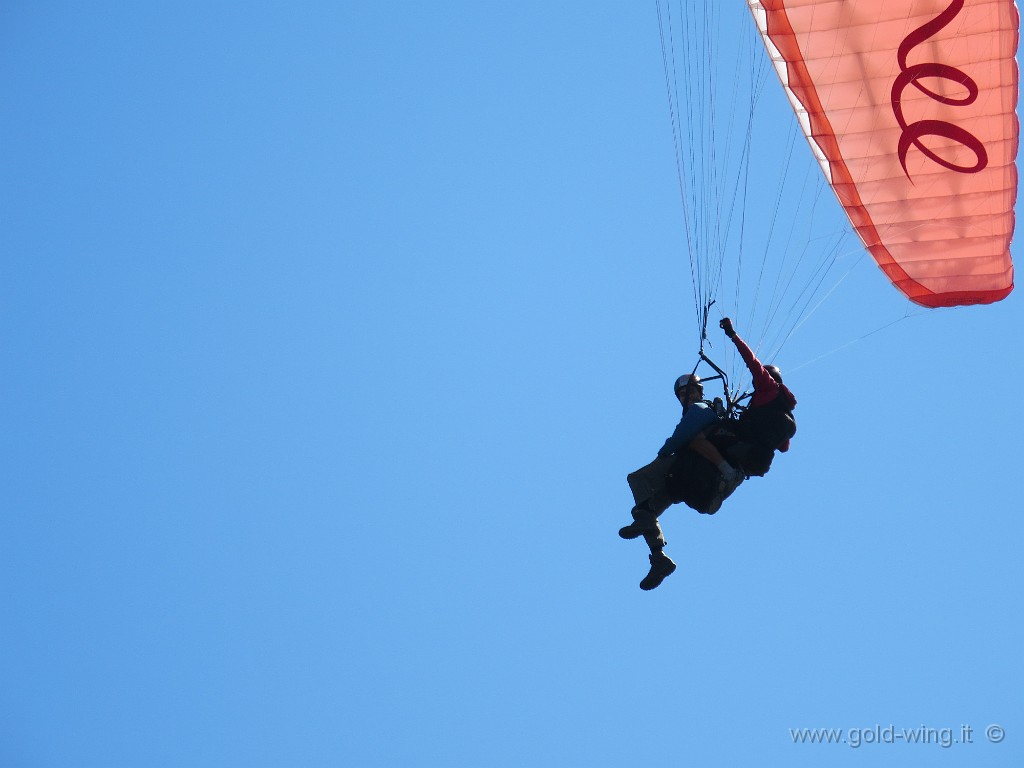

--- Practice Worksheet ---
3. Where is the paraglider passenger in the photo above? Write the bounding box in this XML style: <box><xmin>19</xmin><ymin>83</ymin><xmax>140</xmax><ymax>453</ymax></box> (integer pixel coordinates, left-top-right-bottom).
<box><xmin>619</xmin><ymin>374</ymin><xmax>743</xmax><ymax>591</ymax></box>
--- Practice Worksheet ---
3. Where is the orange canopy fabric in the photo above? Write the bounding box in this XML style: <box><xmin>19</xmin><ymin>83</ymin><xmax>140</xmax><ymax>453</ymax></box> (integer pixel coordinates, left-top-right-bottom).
<box><xmin>749</xmin><ymin>0</ymin><xmax>1018</xmax><ymax>307</ymax></box>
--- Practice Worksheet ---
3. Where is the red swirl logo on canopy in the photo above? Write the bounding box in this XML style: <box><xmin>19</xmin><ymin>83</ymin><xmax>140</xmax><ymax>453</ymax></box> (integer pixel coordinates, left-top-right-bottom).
<box><xmin>749</xmin><ymin>0</ymin><xmax>1016</xmax><ymax>307</ymax></box>
<box><xmin>891</xmin><ymin>0</ymin><xmax>988</xmax><ymax>178</ymax></box>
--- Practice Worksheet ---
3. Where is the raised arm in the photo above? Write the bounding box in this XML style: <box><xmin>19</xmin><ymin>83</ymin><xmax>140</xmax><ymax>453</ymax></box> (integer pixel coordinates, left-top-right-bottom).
<box><xmin>720</xmin><ymin>317</ymin><xmax>778</xmax><ymax>395</ymax></box>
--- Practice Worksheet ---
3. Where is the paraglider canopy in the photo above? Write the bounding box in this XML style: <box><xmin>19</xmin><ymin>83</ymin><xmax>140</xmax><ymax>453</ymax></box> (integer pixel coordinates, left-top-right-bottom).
<box><xmin>748</xmin><ymin>0</ymin><xmax>1018</xmax><ymax>307</ymax></box>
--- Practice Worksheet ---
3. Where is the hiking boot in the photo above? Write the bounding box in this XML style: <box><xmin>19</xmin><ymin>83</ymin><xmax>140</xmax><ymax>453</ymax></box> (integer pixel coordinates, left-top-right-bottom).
<box><xmin>618</xmin><ymin>506</ymin><xmax>657</xmax><ymax>540</ymax></box>
<box><xmin>618</xmin><ymin>522</ymin><xmax>645</xmax><ymax>539</ymax></box>
<box><xmin>639</xmin><ymin>552</ymin><xmax>677</xmax><ymax>591</ymax></box>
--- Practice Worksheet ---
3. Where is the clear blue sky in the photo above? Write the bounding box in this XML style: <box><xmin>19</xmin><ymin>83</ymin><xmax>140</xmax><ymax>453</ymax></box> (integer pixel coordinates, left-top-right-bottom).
<box><xmin>2</xmin><ymin>3</ymin><xmax>1021</xmax><ymax>767</ymax></box>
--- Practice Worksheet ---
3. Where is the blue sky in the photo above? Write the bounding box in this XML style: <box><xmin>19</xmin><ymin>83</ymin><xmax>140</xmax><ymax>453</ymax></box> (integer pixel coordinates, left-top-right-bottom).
<box><xmin>2</xmin><ymin>2</ymin><xmax>1022</xmax><ymax>767</ymax></box>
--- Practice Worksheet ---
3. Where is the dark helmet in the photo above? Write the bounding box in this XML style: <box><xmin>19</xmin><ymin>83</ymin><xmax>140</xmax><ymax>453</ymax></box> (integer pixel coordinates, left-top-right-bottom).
<box><xmin>765</xmin><ymin>365</ymin><xmax>783</xmax><ymax>384</ymax></box>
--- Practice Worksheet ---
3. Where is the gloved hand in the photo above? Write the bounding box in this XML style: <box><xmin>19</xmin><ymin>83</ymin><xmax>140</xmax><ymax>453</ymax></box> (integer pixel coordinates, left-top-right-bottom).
<box><xmin>719</xmin><ymin>317</ymin><xmax>736</xmax><ymax>337</ymax></box>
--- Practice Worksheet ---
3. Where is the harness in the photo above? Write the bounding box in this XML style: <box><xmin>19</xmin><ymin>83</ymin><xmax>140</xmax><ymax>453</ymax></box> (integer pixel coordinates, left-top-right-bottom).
<box><xmin>684</xmin><ymin>301</ymin><xmax>795</xmax><ymax>475</ymax></box>
<box><xmin>736</xmin><ymin>391</ymin><xmax>796</xmax><ymax>450</ymax></box>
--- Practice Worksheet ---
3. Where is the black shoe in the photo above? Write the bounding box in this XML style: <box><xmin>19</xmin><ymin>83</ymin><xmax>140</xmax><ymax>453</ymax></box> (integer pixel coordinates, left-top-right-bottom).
<box><xmin>639</xmin><ymin>553</ymin><xmax>676</xmax><ymax>591</ymax></box>
<box><xmin>618</xmin><ymin>522</ymin><xmax>643</xmax><ymax>539</ymax></box>
<box><xmin>618</xmin><ymin>506</ymin><xmax>655</xmax><ymax>540</ymax></box>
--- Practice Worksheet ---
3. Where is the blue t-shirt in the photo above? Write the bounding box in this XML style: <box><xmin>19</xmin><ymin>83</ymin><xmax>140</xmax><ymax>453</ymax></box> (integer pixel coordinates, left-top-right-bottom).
<box><xmin>657</xmin><ymin>402</ymin><xmax>720</xmax><ymax>457</ymax></box>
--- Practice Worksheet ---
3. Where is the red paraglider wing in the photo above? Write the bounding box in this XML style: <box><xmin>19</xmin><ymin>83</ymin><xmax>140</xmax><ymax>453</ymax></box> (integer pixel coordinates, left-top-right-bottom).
<box><xmin>749</xmin><ymin>0</ymin><xmax>1018</xmax><ymax>307</ymax></box>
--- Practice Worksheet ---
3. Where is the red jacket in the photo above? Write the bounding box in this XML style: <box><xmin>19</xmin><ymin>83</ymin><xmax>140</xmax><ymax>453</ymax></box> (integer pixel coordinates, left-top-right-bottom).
<box><xmin>731</xmin><ymin>333</ymin><xmax>797</xmax><ymax>451</ymax></box>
